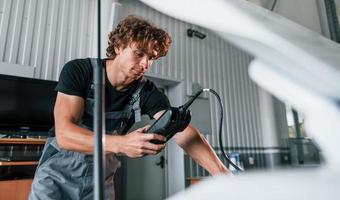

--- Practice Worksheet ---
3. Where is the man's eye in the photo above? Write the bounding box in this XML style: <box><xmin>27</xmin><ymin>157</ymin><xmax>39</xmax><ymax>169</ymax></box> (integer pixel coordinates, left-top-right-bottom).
<box><xmin>135</xmin><ymin>51</ymin><xmax>144</xmax><ymax>57</ymax></box>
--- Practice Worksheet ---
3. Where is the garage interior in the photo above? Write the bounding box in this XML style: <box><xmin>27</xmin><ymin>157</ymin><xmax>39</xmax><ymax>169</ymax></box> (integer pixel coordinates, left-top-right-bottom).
<box><xmin>0</xmin><ymin>0</ymin><xmax>339</xmax><ymax>199</ymax></box>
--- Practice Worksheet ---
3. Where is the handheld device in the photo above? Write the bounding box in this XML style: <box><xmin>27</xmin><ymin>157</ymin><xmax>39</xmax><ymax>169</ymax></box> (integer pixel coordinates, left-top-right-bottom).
<box><xmin>147</xmin><ymin>107</ymin><xmax>191</xmax><ymax>144</ymax></box>
<box><xmin>147</xmin><ymin>88</ymin><xmax>244</xmax><ymax>171</ymax></box>
<box><xmin>147</xmin><ymin>87</ymin><xmax>205</xmax><ymax>144</ymax></box>
<box><xmin>146</xmin><ymin>87</ymin><xmax>204</xmax><ymax>144</ymax></box>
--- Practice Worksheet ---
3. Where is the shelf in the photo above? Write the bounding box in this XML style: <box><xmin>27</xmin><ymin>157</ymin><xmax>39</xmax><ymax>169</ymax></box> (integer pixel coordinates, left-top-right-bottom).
<box><xmin>0</xmin><ymin>138</ymin><xmax>46</xmax><ymax>145</ymax></box>
<box><xmin>186</xmin><ymin>177</ymin><xmax>203</xmax><ymax>186</ymax></box>
<box><xmin>0</xmin><ymin>179</ymin><xmax>33</xmax><ymax>200</ymax></box>
<box><xmin>0</xmin><ymin>161</ymin><xmax>38</xmax><ymax>166</ymax></box>
<box><xmin>0</xmin><ymin>139</ymin><xmax>44</xmax><ymax>167</ymax></box>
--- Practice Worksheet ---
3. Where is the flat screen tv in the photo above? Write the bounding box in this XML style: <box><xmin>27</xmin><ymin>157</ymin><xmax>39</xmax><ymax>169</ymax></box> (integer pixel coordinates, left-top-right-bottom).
<box><xmin>0</xmin><ymin>74</ymin><xmax>57</xmax><ymax>132</ymax></box>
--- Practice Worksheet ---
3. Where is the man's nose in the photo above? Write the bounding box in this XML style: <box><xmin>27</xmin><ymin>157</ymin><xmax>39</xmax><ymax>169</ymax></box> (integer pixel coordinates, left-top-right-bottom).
<box><xmin>140</xmin><ymin>56</ymin><xmax>152</xmax><ymax>70</ymax></box>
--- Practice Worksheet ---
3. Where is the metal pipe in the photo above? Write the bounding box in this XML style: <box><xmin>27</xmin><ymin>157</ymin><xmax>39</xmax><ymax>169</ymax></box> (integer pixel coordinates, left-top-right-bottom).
<box><xmin>292</xmin><ymin>109</ymin><xmax>304</xmax><ymax>164</ymax></box>
<box><xmin>94</xmin><ymin>0</ymin><xmax>105</xmax><ymax>199</ymax></box>
<box><xmin>324</xmin><ymin>0</ymin><xmax>340</xmax><ymax>43</ymax></box>
<box><xmin>271</xmin><ymin>0</ymin><xmax>278</xmax><ymax>11</ymax></box>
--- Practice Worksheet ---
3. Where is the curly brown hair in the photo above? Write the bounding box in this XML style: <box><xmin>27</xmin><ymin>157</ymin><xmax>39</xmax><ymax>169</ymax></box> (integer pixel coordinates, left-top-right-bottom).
<box><xmin>106</xmin><ymin>15</ymin><xmax>172</xmax><ymax>59</ymax></box>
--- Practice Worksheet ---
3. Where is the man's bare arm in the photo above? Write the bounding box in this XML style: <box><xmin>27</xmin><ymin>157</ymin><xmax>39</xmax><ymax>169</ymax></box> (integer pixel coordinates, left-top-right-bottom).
<box><xmin>153</xmin><ymin>110</ymin><xmax>229</xmax><ymax>175</ymax></box>
<box><xmin>54</xmin><ymin>92</ymin><xmax>111</xmax><ymax>154</ymax></box>
<box><xmin>54</xmin><ymin>92</ymin><xmax>166</xmax><ymax>156</ymax></box>
<box><xmin>174</xmin><ymin>125</ymin><xmax>229</xmax><ymax>175</ymax></box>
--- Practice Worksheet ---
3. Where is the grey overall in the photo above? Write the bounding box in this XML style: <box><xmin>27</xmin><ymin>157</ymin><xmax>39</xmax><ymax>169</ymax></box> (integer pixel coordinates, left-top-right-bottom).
<box><xmin>29</xmin><ymin>59</ymin><xmax>146</xmax><ymax>200</ymax></box>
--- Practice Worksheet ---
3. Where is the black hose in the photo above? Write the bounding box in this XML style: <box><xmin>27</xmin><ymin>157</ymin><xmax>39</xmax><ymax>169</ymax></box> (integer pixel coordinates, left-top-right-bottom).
<box><xmin>187</xmin><ymin>89</ymin><xmax>243</xmax><ymax>171</ymax></box>
<box><xmin>204</xmin><ymin>89</ymin><xmax>244</xmax><ymax>171</ymax></box>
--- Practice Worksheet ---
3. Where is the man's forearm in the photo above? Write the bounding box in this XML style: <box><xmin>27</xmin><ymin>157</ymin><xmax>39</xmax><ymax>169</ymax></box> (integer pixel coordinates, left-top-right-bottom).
<box><xmin>55</xmin><ymin>122</ymin><xmax>121</xmax><ymax>154</ymax></box>
<box><xmin>174</xmin><ymin>124</ymin><xmax>229</xmax><ymax>175</ymax></box>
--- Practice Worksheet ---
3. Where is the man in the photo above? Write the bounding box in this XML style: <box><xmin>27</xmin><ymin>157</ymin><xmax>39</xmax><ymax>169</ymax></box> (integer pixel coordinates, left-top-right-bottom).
<box><xmin>29</xmin><ymin>15</ymin><xmax>229</xmax><ymax>200</ymax></box>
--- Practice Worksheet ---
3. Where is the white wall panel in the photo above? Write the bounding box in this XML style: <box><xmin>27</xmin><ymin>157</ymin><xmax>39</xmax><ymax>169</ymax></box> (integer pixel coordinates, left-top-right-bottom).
<box><xmin>121</xmin><ymin>0</ymin><xmax>265</xmax><ymax>150</ymax></box>
<box><xmin>0</xmin><ymin>0</ymin><xmax>11</xmax><ymax>60</ymax></box>
<box><xmin>0</xmin><ymin>0</ymin><xmax>288</xmax><ymax>158</ymax></box>
<box><xmin>18</xmin><ymin>0</ymin><xmax>36</xmax><ymax>66</ymax></box>
<box><xmin>0</xmin><ymin>0</ymin><xmax>95</xmax><ymax>81</ymax></box>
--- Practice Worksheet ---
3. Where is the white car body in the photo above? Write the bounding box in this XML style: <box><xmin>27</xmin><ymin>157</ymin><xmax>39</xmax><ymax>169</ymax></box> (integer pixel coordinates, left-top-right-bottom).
<box><xmin>140</xmin><ymin>0</ymin><xmax>340</xmax><ymax>199</ymax></box>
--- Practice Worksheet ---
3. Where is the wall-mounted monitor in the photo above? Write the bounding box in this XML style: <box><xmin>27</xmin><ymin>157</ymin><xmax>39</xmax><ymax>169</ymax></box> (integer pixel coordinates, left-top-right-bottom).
<box><xmin>0</xmin><ymin>74</ymin><xmax>57</xmax><ymax>133</ymax></box>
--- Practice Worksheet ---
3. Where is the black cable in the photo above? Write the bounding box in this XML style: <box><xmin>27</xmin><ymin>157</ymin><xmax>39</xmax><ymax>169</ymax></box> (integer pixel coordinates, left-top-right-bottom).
<box><xmin>180</xmin><ymin>90</ymin><xmax>204</xmax><ymax>111</ymax></box>
<box><xmin>185</xmin><ymin>89</ymin><xmax>243</xmax><ymax>171</ymax></box>
<box><xmin>203</xmin><ymin>89</ymin><xmax>244</xmax><ymax>171</ymax></box>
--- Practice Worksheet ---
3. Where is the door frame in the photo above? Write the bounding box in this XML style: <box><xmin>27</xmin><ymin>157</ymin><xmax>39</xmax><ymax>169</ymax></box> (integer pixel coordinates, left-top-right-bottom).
<box><xmin>145</xmin><ymin>74</ymin><xmax>186</xmax><ymax>198</ymax></box>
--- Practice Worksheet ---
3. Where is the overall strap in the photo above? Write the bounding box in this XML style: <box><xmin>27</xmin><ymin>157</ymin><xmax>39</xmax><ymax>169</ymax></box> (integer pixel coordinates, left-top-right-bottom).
<box><xmin>129</xmin><ymin>76</ymin><xmax>147</xmax><ymax>123</ymax></box>
<box><xmin>85</xmin><ymin>58</ymin><xmax>147</xmax><ymax>133</ymax></box>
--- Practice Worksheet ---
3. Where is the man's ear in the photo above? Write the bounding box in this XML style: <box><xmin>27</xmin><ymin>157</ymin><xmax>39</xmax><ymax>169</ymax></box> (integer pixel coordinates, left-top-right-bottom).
<box><xmin>115</xmin><ymin>47</ymin><xmax>122</xmax><ymax>55</ymax></box>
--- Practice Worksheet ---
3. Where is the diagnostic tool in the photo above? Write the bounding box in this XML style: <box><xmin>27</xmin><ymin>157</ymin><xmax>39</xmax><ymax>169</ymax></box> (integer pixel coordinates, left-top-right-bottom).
<box><xmin>146</xmin><ymin>88</ymin><xmax>244</xmax><ymax>171</ymax></box>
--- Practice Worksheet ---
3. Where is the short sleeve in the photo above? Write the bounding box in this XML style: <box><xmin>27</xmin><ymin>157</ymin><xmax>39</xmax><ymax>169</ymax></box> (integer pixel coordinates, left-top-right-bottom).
<box><xmin>55</xmin><ymin>59</ymin><xmax>92</xmax><ymax>99</ymax></box>
<box><xmin>141</xmin><ymin>80</ymin><xmax>170</xmax><ymax>118</ymax></box>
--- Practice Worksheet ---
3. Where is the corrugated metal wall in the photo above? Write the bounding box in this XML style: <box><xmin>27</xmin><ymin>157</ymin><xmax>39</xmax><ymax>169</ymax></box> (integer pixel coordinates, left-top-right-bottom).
<box><xmin>0</xmin><ymin>0</ymin><xmax>96</xmax><ymax>81</ymax></box>
<box><xmin>122</xmin><ymin>1</ymin><xmax>293</xmax><ymax>173</ymax></box>
<box><xmin>122</xmin><ymin>0</ymin><xmax>264</xmax><ymax>150</ymax></box>
<box><xmin>0</xmin><ymin>0</ymin><xmax>289</xmax><ymax>172</ymax></box>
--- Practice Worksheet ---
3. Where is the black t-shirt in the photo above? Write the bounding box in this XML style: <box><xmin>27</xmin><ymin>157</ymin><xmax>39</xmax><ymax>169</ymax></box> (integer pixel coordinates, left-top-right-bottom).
<box><xmin>55</xmin><ymin>58</ymin><xmax>170</xmax><ymax>119</ymax></box>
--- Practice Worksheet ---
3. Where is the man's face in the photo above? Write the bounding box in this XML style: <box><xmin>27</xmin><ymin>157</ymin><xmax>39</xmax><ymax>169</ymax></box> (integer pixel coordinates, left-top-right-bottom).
<box><xmin>115</xmin><ymin>43</ymin><xmax>157</xmax><ymax>80</ymax></box>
